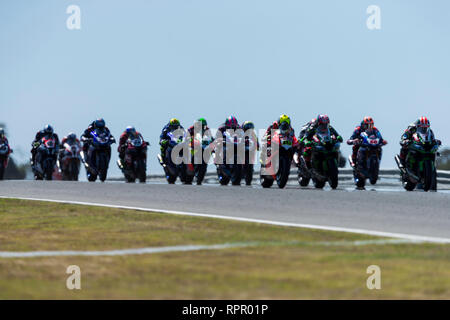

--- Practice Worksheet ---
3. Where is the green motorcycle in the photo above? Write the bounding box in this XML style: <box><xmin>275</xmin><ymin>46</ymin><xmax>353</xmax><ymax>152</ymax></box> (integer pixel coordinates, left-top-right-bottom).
<box><xmin>304</xmin><ymin>129</ymin><xmax>341</xmax><ymax>189</ymax></box>
<box><xmin>395</xmin><ymin>131</ymin><xmax>440</xmax><ymax>192</ymax></box>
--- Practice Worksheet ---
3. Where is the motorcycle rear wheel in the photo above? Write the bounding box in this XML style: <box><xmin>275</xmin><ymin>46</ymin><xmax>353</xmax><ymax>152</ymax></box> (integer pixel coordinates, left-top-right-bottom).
<box><xmin>261</xmin><ymin>176</ymin><xmax>274</xmax><ymax>188</ymax></box>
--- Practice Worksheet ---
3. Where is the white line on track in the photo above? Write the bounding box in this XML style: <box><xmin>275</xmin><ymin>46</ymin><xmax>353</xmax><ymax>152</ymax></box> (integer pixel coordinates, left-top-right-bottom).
<box><xmin>0</xmin><ymin>239</ymin><xmax>422</xmax><ymax>258</ymax></box>
<box><xmin>1</xmin><ymin>196</ymin><xmax>450</xmax><ymax>244</ymax></box>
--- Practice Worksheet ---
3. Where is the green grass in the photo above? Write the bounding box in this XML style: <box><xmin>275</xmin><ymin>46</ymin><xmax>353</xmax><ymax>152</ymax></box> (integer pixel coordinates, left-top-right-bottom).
<box><xmin>0</xmin><ymin>198</ymin><xmax>449</xmax><ymax>299</ymax></box>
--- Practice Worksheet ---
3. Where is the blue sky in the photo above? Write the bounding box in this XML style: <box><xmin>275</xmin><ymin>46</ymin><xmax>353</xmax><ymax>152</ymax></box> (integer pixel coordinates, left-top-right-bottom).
<box><xmin>1</xmin><ymin>0</ymin><xmax>449</xmax><ymax>176</ymax></box>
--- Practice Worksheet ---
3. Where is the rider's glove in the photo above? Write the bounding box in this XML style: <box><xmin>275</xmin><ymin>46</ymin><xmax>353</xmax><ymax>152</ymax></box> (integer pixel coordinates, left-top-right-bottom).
<box><xmin>336</xmin><ymin>136</ymin><xmax>343</xmax><ymax>143</ymax></box>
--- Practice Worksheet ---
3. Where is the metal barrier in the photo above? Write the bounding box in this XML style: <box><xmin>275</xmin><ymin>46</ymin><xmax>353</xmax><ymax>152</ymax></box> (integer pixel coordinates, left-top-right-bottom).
<box><xmin>110</xmin><ymin>169</ymin><xmax>450</xmax><ymax>185</ymax></box>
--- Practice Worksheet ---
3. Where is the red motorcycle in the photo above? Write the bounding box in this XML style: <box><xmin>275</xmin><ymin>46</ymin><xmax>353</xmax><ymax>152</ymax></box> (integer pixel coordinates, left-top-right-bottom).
<box><xmin>118</xmin><ymin>135</ymin><xmax>148</xmax><ymax>183</ymax></box>
<box><xmin>0</xmin><ymin>141</ymin><xmax>12</xmax><ymax>180</ymax></box>
<box><xmin>260</xmin><ymin>130</ymin><xmax>296</xmax><ymax>189</ymax></box>
<box><xmin>59</xmin><ymin>142</ymin><xmax>81</xmax><ymax>181</ymax></box>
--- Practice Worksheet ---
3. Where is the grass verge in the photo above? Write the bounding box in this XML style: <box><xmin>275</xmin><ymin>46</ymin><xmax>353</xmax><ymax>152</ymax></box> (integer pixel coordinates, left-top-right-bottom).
<box><xmin>0</xmin><ymin>198</ymin><xmax>449</xmax><ymax>299</ymax></box>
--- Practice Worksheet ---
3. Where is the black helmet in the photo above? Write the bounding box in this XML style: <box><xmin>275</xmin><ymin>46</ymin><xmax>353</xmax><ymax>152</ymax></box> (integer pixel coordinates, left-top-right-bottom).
<box><xmin>94</xmin><ymin>118</ymin><xmax>105</xmax><ymax>129</ymax></box>
<box><xmin>67</xmin><ymin>132</ymin><xmax>77</xmax><ymax>140</ymax></box>
<box><xmin>44</xmin><ymin>124</ymin><xmax>54</xmax><ymax>134</ymax></box>
<box><xmin>242</xmin><ymin>121</ymin><xmax>255</xmax><ymax>131</ymax></box>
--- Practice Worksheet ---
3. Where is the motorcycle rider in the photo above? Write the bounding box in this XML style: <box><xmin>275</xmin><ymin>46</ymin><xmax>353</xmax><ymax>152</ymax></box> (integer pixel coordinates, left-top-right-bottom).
<box><xmin>300</xmin><ymin>114</ymin><xmax>343</xmax><ymax>169</ymax></box>
<box><xmin>58</xmin><ymin>132</ymin><xmax>81</xmax><ymax>165</ymax></box>
<box><xmin>187</xmin><ymin>118</ymin><xmax>213</xmax><ymax>141</ymax></box>
<box><xmin>263</xmin><ymin>115</ymin><xmax>296</xmax><ymax>147</ymax></box>
<box><xmin>80</xmin><ymin>118</ymin><xmax>115</xmax><ymax>162</ymax></box>
<box><xmin>31</xmin><ymin>125</ymin><xmax>60</xmax><ymax>168</ymax></box>
<box><xmin>0</xmin><ymin>128</ymin><xmax>12</xmax><ymax>167</ymax></box>
<box><xmin>242</xmin><ymin>121</ymin><xmax>260</xmax><ymax>152</ymax></box>
<box><xmin>399</xmin><ymin>116</ymin><xmax>441</xmax><ymax>166</ymax></box>
<box><xmin>159</xmin><ymin>118</ymin><xmax>184</xmax><ymax>162</ymax></box>
<box><xmin>347</xmin><ymin>117</ymin><xmax>387</xmax><ymax>165</ymax></box>
<box><xmin>118</xmin><ymin>126</ymin><xmax>148</xmax><ymax>166</ymax></box>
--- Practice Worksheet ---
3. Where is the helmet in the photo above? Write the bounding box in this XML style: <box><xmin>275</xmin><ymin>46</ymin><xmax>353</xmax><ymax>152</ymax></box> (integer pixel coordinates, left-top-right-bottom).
<box><xmin>362</xmin><ymin>116</ymin><xmax>374</xmax><ymax>131</ymax></box>
<box><xmin>197</xmin><ymin>118</ymin><xmax>207</xmax><ymax>130</ymax></box>
<box><xmin>225</xmin><ymin>116</ymin><xmax>238</xmax><ymax>129</ymax></box>
<box><xmin>94</xmin><ymin>118</ymin><xmax>105</xmax><ymax>129</ymax></box>
<box><xmin>416</xmin><ymin>116</ymin><xmax>430</xmax><ymax>134</ymax></box>
<box><xmin>169</xmin><ymin>118</ymin><xmax>181</xmax><ymax>130</ymax></box>
<box><xmin>67</xmin><ymin>132</ymin><xmax>77</xmax><ymax>140</ymax></box>
<box><xmin>44</xmin><ymin>124</ymin><xmax>54</xmax><ymax>134</ymax></box>
<box><xmin>317</xmin><ymin>114</ymin><xmax>330</xmax><ymax>131</ymax></box>
<box><xmin>272</xmin><ymin>121</ymin><xmax>279</xmax><ymax>130</ymax></box>
<box><xmin>242</xmin><ymin>121</ymin><xmax>255</xmax><ymax>131</ymax></box>
<box><xmin>278</xmin><ymin>114</ymin><xmax>291</xmax><ymax>126</ymax></box>
<box><xmin>126</xmin><ymin>126</ymin><xmax>136</xmax><ymax>136</ymax></box>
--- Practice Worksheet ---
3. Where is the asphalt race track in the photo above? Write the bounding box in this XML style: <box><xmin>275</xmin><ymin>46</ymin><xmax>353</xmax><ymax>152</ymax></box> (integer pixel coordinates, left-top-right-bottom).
<box><xmin>1</xmin><ymin>180</ymin><xmax>450</xmax><ymax>241</ymax></box>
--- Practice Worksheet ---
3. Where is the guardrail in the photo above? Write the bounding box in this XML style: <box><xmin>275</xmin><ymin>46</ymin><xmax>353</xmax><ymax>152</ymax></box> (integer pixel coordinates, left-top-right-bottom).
<box><xmin>109</xmin><ymin>169</ymin><xmax>450</xmax><ymax>185</ymax></box>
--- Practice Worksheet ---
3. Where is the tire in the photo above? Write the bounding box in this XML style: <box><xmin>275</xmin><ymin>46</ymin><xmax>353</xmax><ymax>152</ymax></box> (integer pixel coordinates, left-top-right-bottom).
<box><xmin>218</xmin><ymin>174</ymin><xmax>230</xmax><ymax>186</ymax></box>
<box><xmin>44</xmin><ymin>159</ymin><xmax>54</xmax><ymax>181</ymax></box>
<box><xmin>98</xmin><ymin>154</ymin><xmax>108</xmax><ymax>182</ymax></box>
<box><xmin>327</xmin><ymin>158</ymin><xmax>338</xmax><ymax>189</ymax></box>
<box><xmin>369</xmin><ymin>157</ymin><xmax>379</xmax><ymax>185</ymax></box>
<box><xmin>184</xmin><ymin>174</ymin><xmax>194</xmax><ymax>185</ymax></box>
<box><xmin>261</xmin><ymin>176</ymin><xmax>274</xmax><ymax>188</ymax></box>
<box><xmin>231</xmin><ymin>165</ymin><xmax>242</xmax><ymax>186</ymax></box>
<box><xmin>423</xmin><ymin>160</ymin><xmax>433</xmax><ymax>192</ymax></box>
<box><xmin>244</xmin><ymin>164</ymin><xmax>254</xmax><ymax>186</ymax></box>
<box><xmin>276</xmin><ymin>157</ymin><xmax>290</xmax><ymax>189</ymax></box>
<box><xmin>403</xmin><ymin>180</ymin><xmax>416</xmax><ymax>191</ymax></box>
<box><xmin>166</xmin><ymin>174</ymin><xmax>177</xmax><ymax>184</ymax></box>
<box><xmin>195</xmin><ymin>164</ymin><xmax>207</xmax><ymax>185</ymax></box>
<box><xmin>314</xmin><ymin>179</ymin><xmax>326</xmax><ymax>189</ymax></box>
<box><xmin>137</xmin><ymin>159</ymin><xmax>146</xmax><ymax>183</ymax></box>
<box><xmin>356</xmin><ymin>176</ymin><xmax>366</xmax><ymax>189</ymax></box>
<box><xmin>71</xmin><ymin>160</ymin><xmax>80</xmax><ymax>181</ymax></box>
<box><xmin>0</xmin><ymin>161</ymin><xmax>5</xmax><ymax>180</ymax></box>
<box><xmin>88</xmin><ymin>173</ymin><xmax>97</xmax><ymax>182</ymax></box>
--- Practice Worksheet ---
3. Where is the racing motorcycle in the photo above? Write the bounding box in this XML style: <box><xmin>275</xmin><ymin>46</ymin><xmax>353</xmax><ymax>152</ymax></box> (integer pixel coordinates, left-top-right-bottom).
<box><xmin>33</xmin><ymin>137</ymin><xmax>58</xmax><ymax>180</ymax></box>
<box><xmin>190</xmin><ymin>132</ymin><xmax>214</xmax><ymax>185</ymax></box>
<box><xmin>58</xmin><ymin>142</ymin><xmax>81</xmax><ymax>181</ymax></box>
<box><xmin>260</xmin><ymin>130</ymin><xmax>294</xmax><ymax>189</ymax></box>
<box><xmin>242</xmin><ymin>134</ymin><xmax>258</xmax><ymax>185</ymax></box>
<box><xmin>0</xmin><ymin>142</ymin><xmax>11</xmax><ymax>180</ymax></box>
<box><xmin>158</xmin><ymin>131</ymin><xmax>193</xmax><ymax>184</ymax></box>
<box><xmin>304</xmin><ymin>129</ymin><xmax>341</xmax><ymax>189</ymax></box>
<box><xmin>349</xmin><ymin>131</ymin><xmax>386</xmax><ymax>189</ymax></box>
<box><xmin>118</xmin><ymin>135</ymin><xmax>148</xmax><ymax>183</ymax></box>
<box><xmin>395</xmin><ymin>131</ymin><xmax>440</xmax><ymax>192</ymax></box>
<box><xmin>82</xmin><ymin>128</ymin><xmax>115</xmax><ymax>182</ymax></box>
<box><xmin>215</xmin><ymin>130</ymin><xmax>243</xmax><ymax>186</ymax></box>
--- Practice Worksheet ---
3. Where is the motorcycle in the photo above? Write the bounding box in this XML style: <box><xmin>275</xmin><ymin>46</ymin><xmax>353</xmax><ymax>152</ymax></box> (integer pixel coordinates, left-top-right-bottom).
<box><xmin>395</xmin><ymin>131</ymin><xmax>440</xmax><ymax>192</ymax></box>
<box><xmin>0</xmin><ymin>142</ymin><xmax>11</xmax><ymax>180</ymax></box>
<box><xmin>260</xmin><ymin>130</ymin><xmax>294</xmax><ymax>189</ymax></box>
<box><xmin>190</xmin><ymin>132</ymin><xmax>214</xmax><ymax>185</ymax></box>
<box><xmin>349</xmin><ymin>131</ymin><xmax>386</xmax><ymax>189</ymax></box>
<box><xmin>242</xmin><ymin>135</ymin><xmax>258</xmax><ymax>185</ymax></box>
<box><xmin>215</xmin><ymin>130</ymin><xmax>243</xmax><ymax>186</ymax></box>
<box><xmin>118</xmin><ymin>135</ymin><xmax>148</xmax><ymax>183</ymax></box>
<box><xmin>305</xmin><ymin>129</ymin><xmax>341</xmax><ymax>189</ymax></box>
<box><xmin>33</xmin><ymin>137</ymin><xmax>58</xmax><ymax>180</ymax></box>
<box><xmin>82</xmin><ymin>129</ymin><xmax>115</xmax><ymax>182</ymax></box>
<box><xmin>158</xmin><ymin>131</ymin><xmax>193</xmax><ymax>184</ymax></box>
<box><xmin>58</xmin><ymin>142</ymin><xmax>81</xmax><ymax>181</ymax></box>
